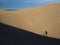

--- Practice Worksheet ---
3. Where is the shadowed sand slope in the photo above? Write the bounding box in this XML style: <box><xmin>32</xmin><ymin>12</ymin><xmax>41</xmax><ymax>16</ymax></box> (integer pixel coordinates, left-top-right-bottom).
<box><xmin>0</xmin><ymin>3</ymin><xmax>60</xmax><ymax>38</ymax></box>
<box><xmin>0</xmin><ymin>22</ymin><xmax>60</xmax><ymax>45</ymax></box>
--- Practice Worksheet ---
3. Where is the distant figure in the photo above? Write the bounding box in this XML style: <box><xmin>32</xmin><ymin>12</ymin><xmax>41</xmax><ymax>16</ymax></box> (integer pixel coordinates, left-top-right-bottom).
<box><xmin>45</xmin><ymin>31</ymin><xmax>48</xmax><ymax>37</ymax></box>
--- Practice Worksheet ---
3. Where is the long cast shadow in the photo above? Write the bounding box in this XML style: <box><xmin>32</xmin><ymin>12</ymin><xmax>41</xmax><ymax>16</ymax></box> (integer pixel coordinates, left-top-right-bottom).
<box><xmin>0</xmin><ymin>22</ymin><xmax>60</xmax><ymax>45</ymax></box>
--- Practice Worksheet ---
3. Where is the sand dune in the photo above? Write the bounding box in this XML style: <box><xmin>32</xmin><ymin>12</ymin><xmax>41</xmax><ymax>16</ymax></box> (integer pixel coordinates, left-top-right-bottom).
<box><xmin>0</xmin><ymin>3</ymin><xmax>60</xmax><ymax>39</ymax></box>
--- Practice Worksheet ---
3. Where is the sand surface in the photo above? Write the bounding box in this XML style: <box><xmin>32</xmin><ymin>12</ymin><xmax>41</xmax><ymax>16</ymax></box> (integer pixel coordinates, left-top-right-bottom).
<box><xmin>0</xmin><ymin>3</ymin><xmax>60</xmax><ymax>39</ymax></box>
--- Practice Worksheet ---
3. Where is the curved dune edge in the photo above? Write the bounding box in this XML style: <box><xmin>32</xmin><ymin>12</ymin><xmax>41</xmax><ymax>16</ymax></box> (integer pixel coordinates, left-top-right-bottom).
<box><xmin>0</xmin><ymin>22</ymin><xmax>60</xmax><ymax>40</ymax></box>
<box><xmin>0</xmin><ymin>3</ymin><xmax>60</xmax><ymax>39</ymax></box>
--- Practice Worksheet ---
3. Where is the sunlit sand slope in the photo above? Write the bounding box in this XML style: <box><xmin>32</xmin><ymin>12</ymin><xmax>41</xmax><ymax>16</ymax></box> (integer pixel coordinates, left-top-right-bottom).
<box><xmin>0</xmin><ymin>3</ymin><xmax>60</xmax><ymax>39</ymax></box>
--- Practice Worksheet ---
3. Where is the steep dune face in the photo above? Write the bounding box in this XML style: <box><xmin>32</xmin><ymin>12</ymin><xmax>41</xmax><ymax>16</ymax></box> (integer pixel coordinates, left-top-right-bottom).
<box><xmin>0</xmin><ymin>3</ymin><xmax>60</xmax><ymax>39</ymax></box>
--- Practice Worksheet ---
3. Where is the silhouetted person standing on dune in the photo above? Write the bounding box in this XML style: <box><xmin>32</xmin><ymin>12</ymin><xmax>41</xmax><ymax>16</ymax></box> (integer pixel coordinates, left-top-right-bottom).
<box><xmin>45</xmin><ymin>31</ymin><xmax>48</xmax><ymax>37</ymax></box>
<box><xmin>43</xmin><ymin>31</ymin><xmax>48</xmax><ymax>37</ymax></box>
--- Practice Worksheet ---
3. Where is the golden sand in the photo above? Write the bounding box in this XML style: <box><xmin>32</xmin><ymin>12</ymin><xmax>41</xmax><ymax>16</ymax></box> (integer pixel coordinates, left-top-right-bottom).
<box><xmin>0</xmin><ymin>3</ymin><xmax>60</xmax><ymax>39</ymax></box>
